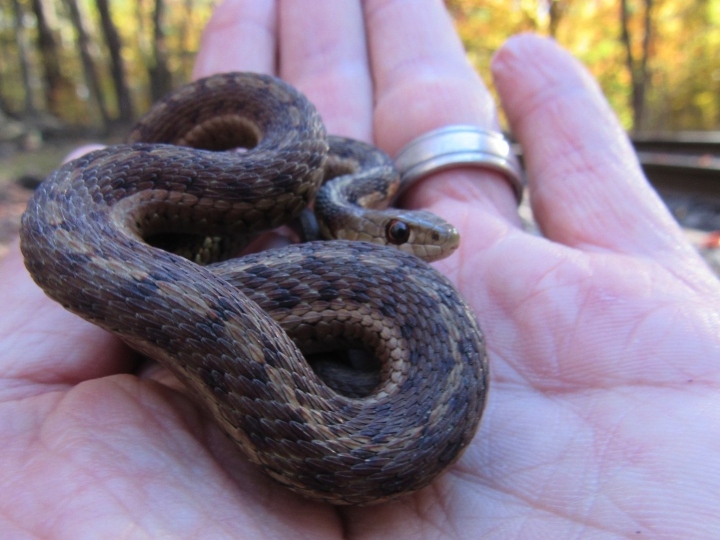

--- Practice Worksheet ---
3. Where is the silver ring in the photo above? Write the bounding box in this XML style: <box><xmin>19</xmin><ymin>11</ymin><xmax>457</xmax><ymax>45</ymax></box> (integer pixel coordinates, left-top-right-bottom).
<box><xmin>394</xmin><ymin>125</ymin><xmax>525</xmax><ymax>203</ymax></box>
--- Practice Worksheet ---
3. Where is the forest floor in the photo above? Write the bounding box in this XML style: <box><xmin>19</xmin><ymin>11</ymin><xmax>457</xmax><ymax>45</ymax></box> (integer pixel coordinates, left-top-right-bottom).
<box><xmin>1</xmin><ymin>141</ymin><xmax>719</xmax><ymax>276</ymax></box>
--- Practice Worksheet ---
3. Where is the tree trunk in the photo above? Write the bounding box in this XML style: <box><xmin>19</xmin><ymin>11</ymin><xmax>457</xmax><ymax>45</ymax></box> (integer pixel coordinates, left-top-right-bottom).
<box><xmin>548</xmin><ymin>0</ymin><xmax>567</xmax><ymax>38</ymax></box>
<box><xmin>10</xmin><ymin>0</ymin><xmax>37</xmax><ymax>115</ymax></box>
<box><xmin>63</xmin><ymin>0</ymin><xmax>111</xmax><ymax>128</ymax></box>
<box><xmin>177</xmin><ymin>0</ymin><xmax>195</xmax><ymax>77</ymax></box>
<box><xmin>96</xmin><ymin>0</ymin><xmax>134</xmax><ymax>123</ymax></box>
<box><xmin>149</xmin><ymin>0</ymin><xmax>173</xmax><ymax>102</ymax></box>
<box><xmin>0</xmin><ymin>92</ymin><xmax>10</xmax><ymax>117</ymax></box>
<box><xmin>0</xmin><ymin>3</ymin><xmax>12</xmax><ymax>115</ymax></box>
<box><xmin>620</xmin><ymin>0</ymin><xmax>654</xmax><ymax>131</ymax></box>
<box><xmin>30</xmin><ymin>0</ymin><xmax>71</xmax><ymax>117</ymax></box>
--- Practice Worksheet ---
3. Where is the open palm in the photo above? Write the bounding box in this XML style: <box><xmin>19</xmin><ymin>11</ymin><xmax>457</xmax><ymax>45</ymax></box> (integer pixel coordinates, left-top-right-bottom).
<box><xmin>2</xmin><ymin>1</ymin><xmax>719</xmax><ymax>538</ymax></box>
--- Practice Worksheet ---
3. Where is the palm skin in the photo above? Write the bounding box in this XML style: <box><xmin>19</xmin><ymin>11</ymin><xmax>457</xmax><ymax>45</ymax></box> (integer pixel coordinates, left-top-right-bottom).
<box><xmin>1</xmin><ymin>1</ymin><xmax>719</xmax><ymax>538</ymax></box>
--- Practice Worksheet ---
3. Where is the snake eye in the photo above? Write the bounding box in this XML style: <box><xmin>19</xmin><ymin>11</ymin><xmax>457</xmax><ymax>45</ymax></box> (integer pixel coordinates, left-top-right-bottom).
<box><xmin>385</xmin><ymin>219</ymin><xmax>410</xmax><ymax>245</ymax></box>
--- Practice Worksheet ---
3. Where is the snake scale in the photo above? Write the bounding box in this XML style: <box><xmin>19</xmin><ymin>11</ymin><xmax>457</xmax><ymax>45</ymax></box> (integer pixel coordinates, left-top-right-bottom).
<box><xmin>19</xmin><ymin>72</ymin><xmax>488</xmax><ymax>505</ymax></box>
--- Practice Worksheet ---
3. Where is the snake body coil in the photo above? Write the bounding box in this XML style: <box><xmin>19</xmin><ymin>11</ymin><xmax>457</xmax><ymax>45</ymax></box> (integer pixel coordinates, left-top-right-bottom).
<box><xmin>19</xmin><ymin>73</ymin><xmax>488</xmax><ymax>505</ymax></box>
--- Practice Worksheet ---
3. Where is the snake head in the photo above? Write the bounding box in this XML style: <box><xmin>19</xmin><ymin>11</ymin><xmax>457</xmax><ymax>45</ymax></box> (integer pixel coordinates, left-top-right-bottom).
<box><xmin>315</xmin><ymin>136</ymin><xmax>461</xmax><ymax>262</ymax></box>
<box><xmin>378</xmin><ymin>208</ymin><xmax>460</xmax><ymax>262</ymax></box>
<box><xmin>315</xmin><ymin>200</ymin><xmax>460</xmax><ymax>262</ymax></box>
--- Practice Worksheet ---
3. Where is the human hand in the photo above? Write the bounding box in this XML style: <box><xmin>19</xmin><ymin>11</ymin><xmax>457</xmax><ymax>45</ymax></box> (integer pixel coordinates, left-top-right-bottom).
<box><xmin>2</xmin><ymin>0</ymin><xmax>720</xmax><ymax>538</ymax></box>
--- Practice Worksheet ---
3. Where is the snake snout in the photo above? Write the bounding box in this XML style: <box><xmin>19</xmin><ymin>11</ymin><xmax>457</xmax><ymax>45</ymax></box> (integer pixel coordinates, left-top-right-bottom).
<box><xmin>383</xmin><ymin>209</ymin><xmax>460</xmax><ymax>262</ymax></box>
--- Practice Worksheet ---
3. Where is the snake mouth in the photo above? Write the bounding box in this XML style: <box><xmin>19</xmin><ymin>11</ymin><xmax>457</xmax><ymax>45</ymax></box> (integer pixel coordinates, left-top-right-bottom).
<box><xmin>304</xmin><ymin>347</ymin><xmax>381</xmax><ymax>399</ymax></box>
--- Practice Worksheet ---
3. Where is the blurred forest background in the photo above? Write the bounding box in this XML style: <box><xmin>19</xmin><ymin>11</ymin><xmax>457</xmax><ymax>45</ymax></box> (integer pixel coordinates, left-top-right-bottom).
<box><xmin>449</xmin><ymin>0</ymin><xmax>720</xmax><ymax>132</ymax></box>
<box><xmin>0</xmin><ymin>0</ymin><xmax>215</xmax><ymax>142</ymax></box>
<box><xmin>0</xmin><ymin>0</ymin><xmax>718</xmax><ymax>144</ymax></box>
<box><xmin>0</xmin><ymin>0</ymin><xmax>718</xmax><ymax>261</ymax></box>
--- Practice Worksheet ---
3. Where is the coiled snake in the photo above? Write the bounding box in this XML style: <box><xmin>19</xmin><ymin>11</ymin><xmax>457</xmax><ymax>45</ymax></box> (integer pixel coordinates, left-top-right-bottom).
<box><xmin>19</xmin><ymin>73</ymin><xmax>488</xmax><ymax>505</ymax></box>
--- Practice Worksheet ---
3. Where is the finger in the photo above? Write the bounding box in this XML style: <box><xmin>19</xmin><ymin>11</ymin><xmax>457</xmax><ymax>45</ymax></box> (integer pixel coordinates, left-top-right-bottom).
<box><xmin>491</xmin><ymin>35</ymin><xmax>687</xmax><ymax>256</ymax></box>
<box><xmin>277</xmin><ymin>0</ymin><xmax>373</xmax><ymax>140</ymax></box>
<box><xmin>193</xmin><ymin>0</ymin><xmax>277</xmax><ymax>79</ymax></box>
<box><xmin>63</xmin><ymin>144</ymin><xmax>106</xmax><ymax>163</ymax></box>
<box><xmin>365</xmin><ymin>0</ymin><xmax>520</xmax><ymax>221</ymax></box>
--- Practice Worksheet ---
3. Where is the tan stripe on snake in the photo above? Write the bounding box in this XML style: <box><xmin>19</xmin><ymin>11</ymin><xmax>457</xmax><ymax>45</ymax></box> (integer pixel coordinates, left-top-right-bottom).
<box><xmin>19</xmin><ymin>72</ymin><xmax>488</xmax><ymax>505</ymax></box>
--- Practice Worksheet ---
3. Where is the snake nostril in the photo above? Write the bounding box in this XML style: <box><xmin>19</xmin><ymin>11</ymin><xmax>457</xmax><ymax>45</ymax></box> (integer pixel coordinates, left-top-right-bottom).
<box><xmin>386</xmin><ymin>219</ymin><xmax>410</xmax><ymax>245</ymax></box>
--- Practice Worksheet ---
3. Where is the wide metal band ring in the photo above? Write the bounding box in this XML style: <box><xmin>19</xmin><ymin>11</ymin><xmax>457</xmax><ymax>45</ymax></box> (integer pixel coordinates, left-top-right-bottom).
<box><xmin>394</xmin><ymin>125</ymin><xmax>525</xmax><ymax>203</ymax></box>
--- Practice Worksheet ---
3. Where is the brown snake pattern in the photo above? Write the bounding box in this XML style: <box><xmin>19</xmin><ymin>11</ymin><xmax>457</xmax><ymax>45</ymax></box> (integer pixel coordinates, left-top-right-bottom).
<box><xmin>19</xmin><ymin>73</ymin><xmax>488</xmax><ymax>505</ymax></box>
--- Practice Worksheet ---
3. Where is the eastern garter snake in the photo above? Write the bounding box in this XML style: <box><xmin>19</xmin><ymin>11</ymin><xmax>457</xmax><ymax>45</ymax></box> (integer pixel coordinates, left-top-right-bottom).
<box><xmin>20</xmin><ymin>72</ymin><xmax>488</xmax><ymax>505</ymax></box>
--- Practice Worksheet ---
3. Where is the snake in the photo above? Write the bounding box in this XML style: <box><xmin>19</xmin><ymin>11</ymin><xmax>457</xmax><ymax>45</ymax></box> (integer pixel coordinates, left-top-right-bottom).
<box><xmin>19</xmin><ymin>72</ymin><xmax>488</xmax><ymax>505</ymax></box>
